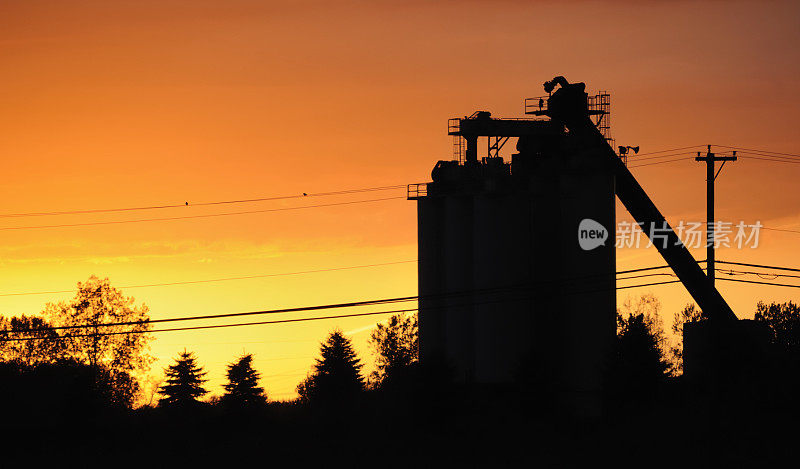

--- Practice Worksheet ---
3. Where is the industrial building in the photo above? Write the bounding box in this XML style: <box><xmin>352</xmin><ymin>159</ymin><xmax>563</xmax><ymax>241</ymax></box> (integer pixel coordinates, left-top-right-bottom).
<box><xmin>410</xmin><ymin>77</ymin><xmax>746</xmax><ymax>415</ymax></box>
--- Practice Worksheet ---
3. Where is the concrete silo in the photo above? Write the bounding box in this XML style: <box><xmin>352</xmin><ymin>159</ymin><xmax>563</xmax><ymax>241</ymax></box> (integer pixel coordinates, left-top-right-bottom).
<box><xmin>410</xmin><ymin>103</ymin><xmax>617</xmax><ymax>414</ymax></box>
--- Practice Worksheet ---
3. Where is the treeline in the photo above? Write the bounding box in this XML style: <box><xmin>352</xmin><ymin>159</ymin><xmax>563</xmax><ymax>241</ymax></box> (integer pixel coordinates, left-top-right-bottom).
<box><xmin>0</xmin><ymin>276</ymin><xmax>421</xmax><ymax>414</ymax></box>
<box><xmin>614</xmin><ymin>293</ymin><xmax>800</xmax><ymax>377</ymax></box>
<box><xmin>3</xmin><ymin>276</ymin><xmax>800</xmax><ymax>415</ymax></box>
<box><xmin>156</xmin><ymin>314</ymin><xmax>419</xmax><ymax>409</ymax></box>
<box><xmin>3</xmin><ymin>278</ymin><xmax>800</xmax><ymax>465</ymax></box>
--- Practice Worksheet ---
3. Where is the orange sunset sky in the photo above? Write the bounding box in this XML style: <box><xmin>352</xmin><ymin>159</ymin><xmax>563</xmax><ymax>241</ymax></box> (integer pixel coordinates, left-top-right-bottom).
<box><xmin>1</xmin><ymin>0</ymin><xmax>800</xmax><ymax>401</ymax></box>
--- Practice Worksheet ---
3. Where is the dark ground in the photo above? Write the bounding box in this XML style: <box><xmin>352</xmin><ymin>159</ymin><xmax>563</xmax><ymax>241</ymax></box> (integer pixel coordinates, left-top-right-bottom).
<box><xmin>2</xmin><ymin>378</ymin><xmax>798</xmax><ymax>468</ymax></box>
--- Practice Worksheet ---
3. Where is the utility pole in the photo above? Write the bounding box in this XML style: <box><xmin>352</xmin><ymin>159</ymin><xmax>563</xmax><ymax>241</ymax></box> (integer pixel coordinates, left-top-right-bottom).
<box><xmin>695</xmin><ymin>145</ymin><xmax>737</xmax><ymax>287</ymax></box>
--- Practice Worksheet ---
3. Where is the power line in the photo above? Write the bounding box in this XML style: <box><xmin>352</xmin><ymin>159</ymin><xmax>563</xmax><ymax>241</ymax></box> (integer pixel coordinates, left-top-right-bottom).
<box><xmin>761</xmin><ymin>226</ymin><xmax>800</xmax><ymax>234</ymax></box>
<box><xmin>6</xmin><ymin>268</ymin><xmax>800</xmax><ymax>342</ymax></box>
<box><xmin>0</xmin><ymin>196</ymin><xmax>406</xmax><ymax>231</ymax></box>
<box><xmin>0</xmin><ymin>282</ymin><xmax>628</xmax><ymax>342</ymax></box>
<box><xmin>0</xmin><ymin>185</ymin><xmax>406</xmax><ymax>219</ymax></box>
<box><xmin>0</xmin><ymin>282</ymin><xmax>544</xmax><ymax>335</ymax></box>
<box><xmin>712</xmin><ymin>145</ymin><xmax>800</xmax><ymax>159</ymax></box>
<box><xmin>0</xmin><ymin>272</ymin><xmax>689</xmax><ymax>338</ymax></box>
<box><xmin>0</xmin><ymin>261</ymin><xmax>685</xmax><ymax>298</ymax></box>
<box><xmin>2</xmin><ymin>294</ymin><xmax>419</xmax><ymax>334</ymax></box>
<box><xmin>618</xmin><ymin>265</ymin><xmax>800</xmax><ymax>284</ymax></box>
<box><xmin>2</xmin><ymin>308</ymin><xmax>418</xmax><ymax>342</ymax></box>
<box><xmin>717</xmin><ymin>278</ymin><xmax>800</xmax><ymax>289</ymax></box>
<box><xmin>629</xmin><ymin>145</ymin><xmax>706</xmax><ymax>157</ymax></box>
<box><xmin>0</xmin><ymin>266</ymin><xmax>760</xmax><ymax>341</ymax></box>
<box><xmin>617</xmin><ymin>272</ymin><xmax>677</xmax><ymax>281</ymax></box>
<box><xmin>617</xmin><ymin>280</ymin><xmax>681</xmax><ymax>290</ymax></box>
<box><xmin>627</xmin><ymin>151</ymin><xmax>698</xmax><ymax>163</ymax></box>
<box><xmin>626</xmin><ymin>145</ymin><xmax>800</xmax><ymax>168</ymax></box>
<box><xmin>735</xmin><ymin>151</ymin><xmax>800</xmax><ymax>162</ymax></box>
<box><xmin>737</xmin><ymin>155</ymin><xmax>800</xmax><ymax>165</ymax></box>
<box><xmin>628</xmin><ymin>156</ymin><xmax>693</xmax><ymax>168</ymax></box>
<box><xmin>0</xmin><ymin>145</ymin><xmax>795</xmax><ymax>223</ymax></box>
<box><xmin>716</xmin><ymin>260</ymin><xmax>800</xmax><ymax>273</ymax></box>
<box><xmin>0</xmin><ymin>260</ymin><xmax>418</xmax><ymax>297</ymax></box>
<box><xmin>718</xmin><ymin>269</ymin><xmax>800</xmax><ymax>280</ymax></box>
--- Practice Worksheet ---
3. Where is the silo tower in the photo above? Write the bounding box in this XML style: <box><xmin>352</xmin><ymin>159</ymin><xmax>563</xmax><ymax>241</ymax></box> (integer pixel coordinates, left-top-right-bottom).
<box><xmin>409</xmin><ymin>84</ymin><xmax>617</xmax><ymax>415</ymax></box>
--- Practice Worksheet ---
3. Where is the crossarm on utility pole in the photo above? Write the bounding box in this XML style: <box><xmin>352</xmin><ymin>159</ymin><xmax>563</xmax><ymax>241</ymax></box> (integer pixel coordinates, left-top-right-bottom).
<box><xmin>696</xmin><ymin>147</ymin><xmax>737</xmax><ymax>289</ymax></box>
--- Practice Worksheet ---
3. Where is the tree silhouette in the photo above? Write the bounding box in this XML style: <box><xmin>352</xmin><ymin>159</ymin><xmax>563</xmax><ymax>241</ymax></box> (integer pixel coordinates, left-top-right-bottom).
<box><xmin>368</xmin><ymin>313</ymin><xmax>418</xmax><ymax>387</ymax></box>
<box><xmin>670</xmin><ymin>303</ymin><xmax>706</xmax><ymax>375</ymax></box>
<box><xmin>42</xmin><ymin>276</ymin><xmax>152</xmax><ymax>406</ymax></box>
<box><xmin>754</xmin><ymin>301</ymin><xmax>800</xmax><ymax>351</ymax></box>
<box><xmin>610</xmin><ymin>313</ymin><xmax>670</xmax><ymax>399</ymax></box>
<box><xmin>0</xmin><ymin>315</ymin><xmax>66</xmax><ymax>366</ymax></box>
<box><xmin>297</xmin><ymin>329</ymin><xmax>363</xmax><ymax>404</ymax></box>
<box><xmin>221</xmin><ymin>353</ymin><xmax>266</xmax><ymax>407</ymax></box>
<box><xmin>158</xmin><ymin>350</ymin><xmax>208</xmax><ymax>407</ymax></box>
<box><xmin>608</xmin><ymin>295</ymin><xmax>670</xmax><ymax>404</ymax></box>
<box><xmin>617</xmin><ymin>293</ymin><xmax>669</xmax><ymax>357</ymax></box>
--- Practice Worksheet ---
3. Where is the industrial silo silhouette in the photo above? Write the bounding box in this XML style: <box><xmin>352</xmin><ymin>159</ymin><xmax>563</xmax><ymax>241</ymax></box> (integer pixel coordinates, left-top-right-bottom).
<box><xmin>411</xmin><ymin>77</ymin><xmax>761</xmax><ymax>416</ymax></box>
<box><xmin>410</xmin><ymin>88</ymin><xmax>616</xmax><ymax>416</ymax></box>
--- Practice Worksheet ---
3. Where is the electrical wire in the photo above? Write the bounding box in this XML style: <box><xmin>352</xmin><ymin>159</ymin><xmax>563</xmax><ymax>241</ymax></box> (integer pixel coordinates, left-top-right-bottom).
<box><xmin>761</xmin><ymin>226</ymin><xmax>800</xmax><ymax>234</ymax></box>
<box><xmin>617</xmin><ymin>280</ymin><xmax>681</xmax><ymax>290</ymax></box>
<box><xmin>717</xmin><ymin>278</ymin><xmax>800</xmax><ymax>288</ymax></box>
<box><xmin>0</xmin><ymin>268</ymin><xmax>745</xmax><ymax>341</ymax></box>
<box><xmin>6</xmin><ymin>268</ymin><xmax>800</xmax><ymax>342</ymax></box>
<box><xmin>627</xmin><ymin>146</ymin><xmax>706</xmax><ymax>157</ymax></box>
<box><xmin>628</xmin><ymin>156</ymin><xmax>693</xmax><ymax>168</ymax></box>
<box><xmin>737</xmin><ymin>155</ymin><xmax>800</xmax><ymax>165</ymax></box>
<box><xmin>0</xmin><ymin>271</ymin><xmax>692</xmax><ymax>337</ymax></box>
<box><xmin>712</xmin><ymin>145</ymin><xmax>800</xmax><ymax>160</ymax></box>
<box><xmin>0</xmin><ymin>196</ymin><xmax>406</xmax><ymax>231</ymax></box>
<box><xmin>625</xmin><ymin>151</ymin><xmax>698</xmax><ymax>163</ymax></box>
<box><xmin>0</xmin><ymin>185</ymin><xmax>407</xmax><ymax>219</ymax></box>
<box><xmin>0</xmin><ymin>260</ymin><xmax>418</xmax><ymax>297</ymax></box>
<box><xmin>0</xmin><ymin>261</ymin><xmax>688</xmax><ymax>298</ymax></box>
<box><xmin>719</xmin><ymin>269</ymin><xmax>800</xmax><ymax>280</ymax></box>
<box><xmin>716</xmin><ymin>260</ymin><xmax>800</xmax><ymax>273</ymax></box>
<box><xmin>735</xmin><ymin>151</ymin><xmax>800</xmax><ymax>162</ymax></box>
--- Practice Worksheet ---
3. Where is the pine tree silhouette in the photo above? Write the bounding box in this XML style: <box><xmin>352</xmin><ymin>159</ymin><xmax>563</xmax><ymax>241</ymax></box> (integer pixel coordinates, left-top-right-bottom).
<box><xmin>222</xmin><ymin>353</ymin><xmax>266</xmax><ymax>407</ymax></box>
<box><xmin>297</xmin><ymin>329</ymin><xmax>364</xmax><ymax>404</ymax></box>
<box><xmin>158</xmin><ymin>350</ymin><xmax>208</xmax><ymax>407</ymax></box>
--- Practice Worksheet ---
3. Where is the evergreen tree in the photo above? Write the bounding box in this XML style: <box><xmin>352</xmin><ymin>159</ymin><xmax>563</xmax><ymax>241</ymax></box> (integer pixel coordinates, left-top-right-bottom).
<box><xmin>297</xmin><ymin>329</ymin><xmax>363</xmax><ymax>403</ymax></box>
<box><xmin>158</xmin><ymin>350</ymin><xmax>208</xmax><ymax>407</ymax></box>
<box><xmin>221</xmin><ymin>353</ymin><xmax>266</xmax><ymax>407</ymax></box>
